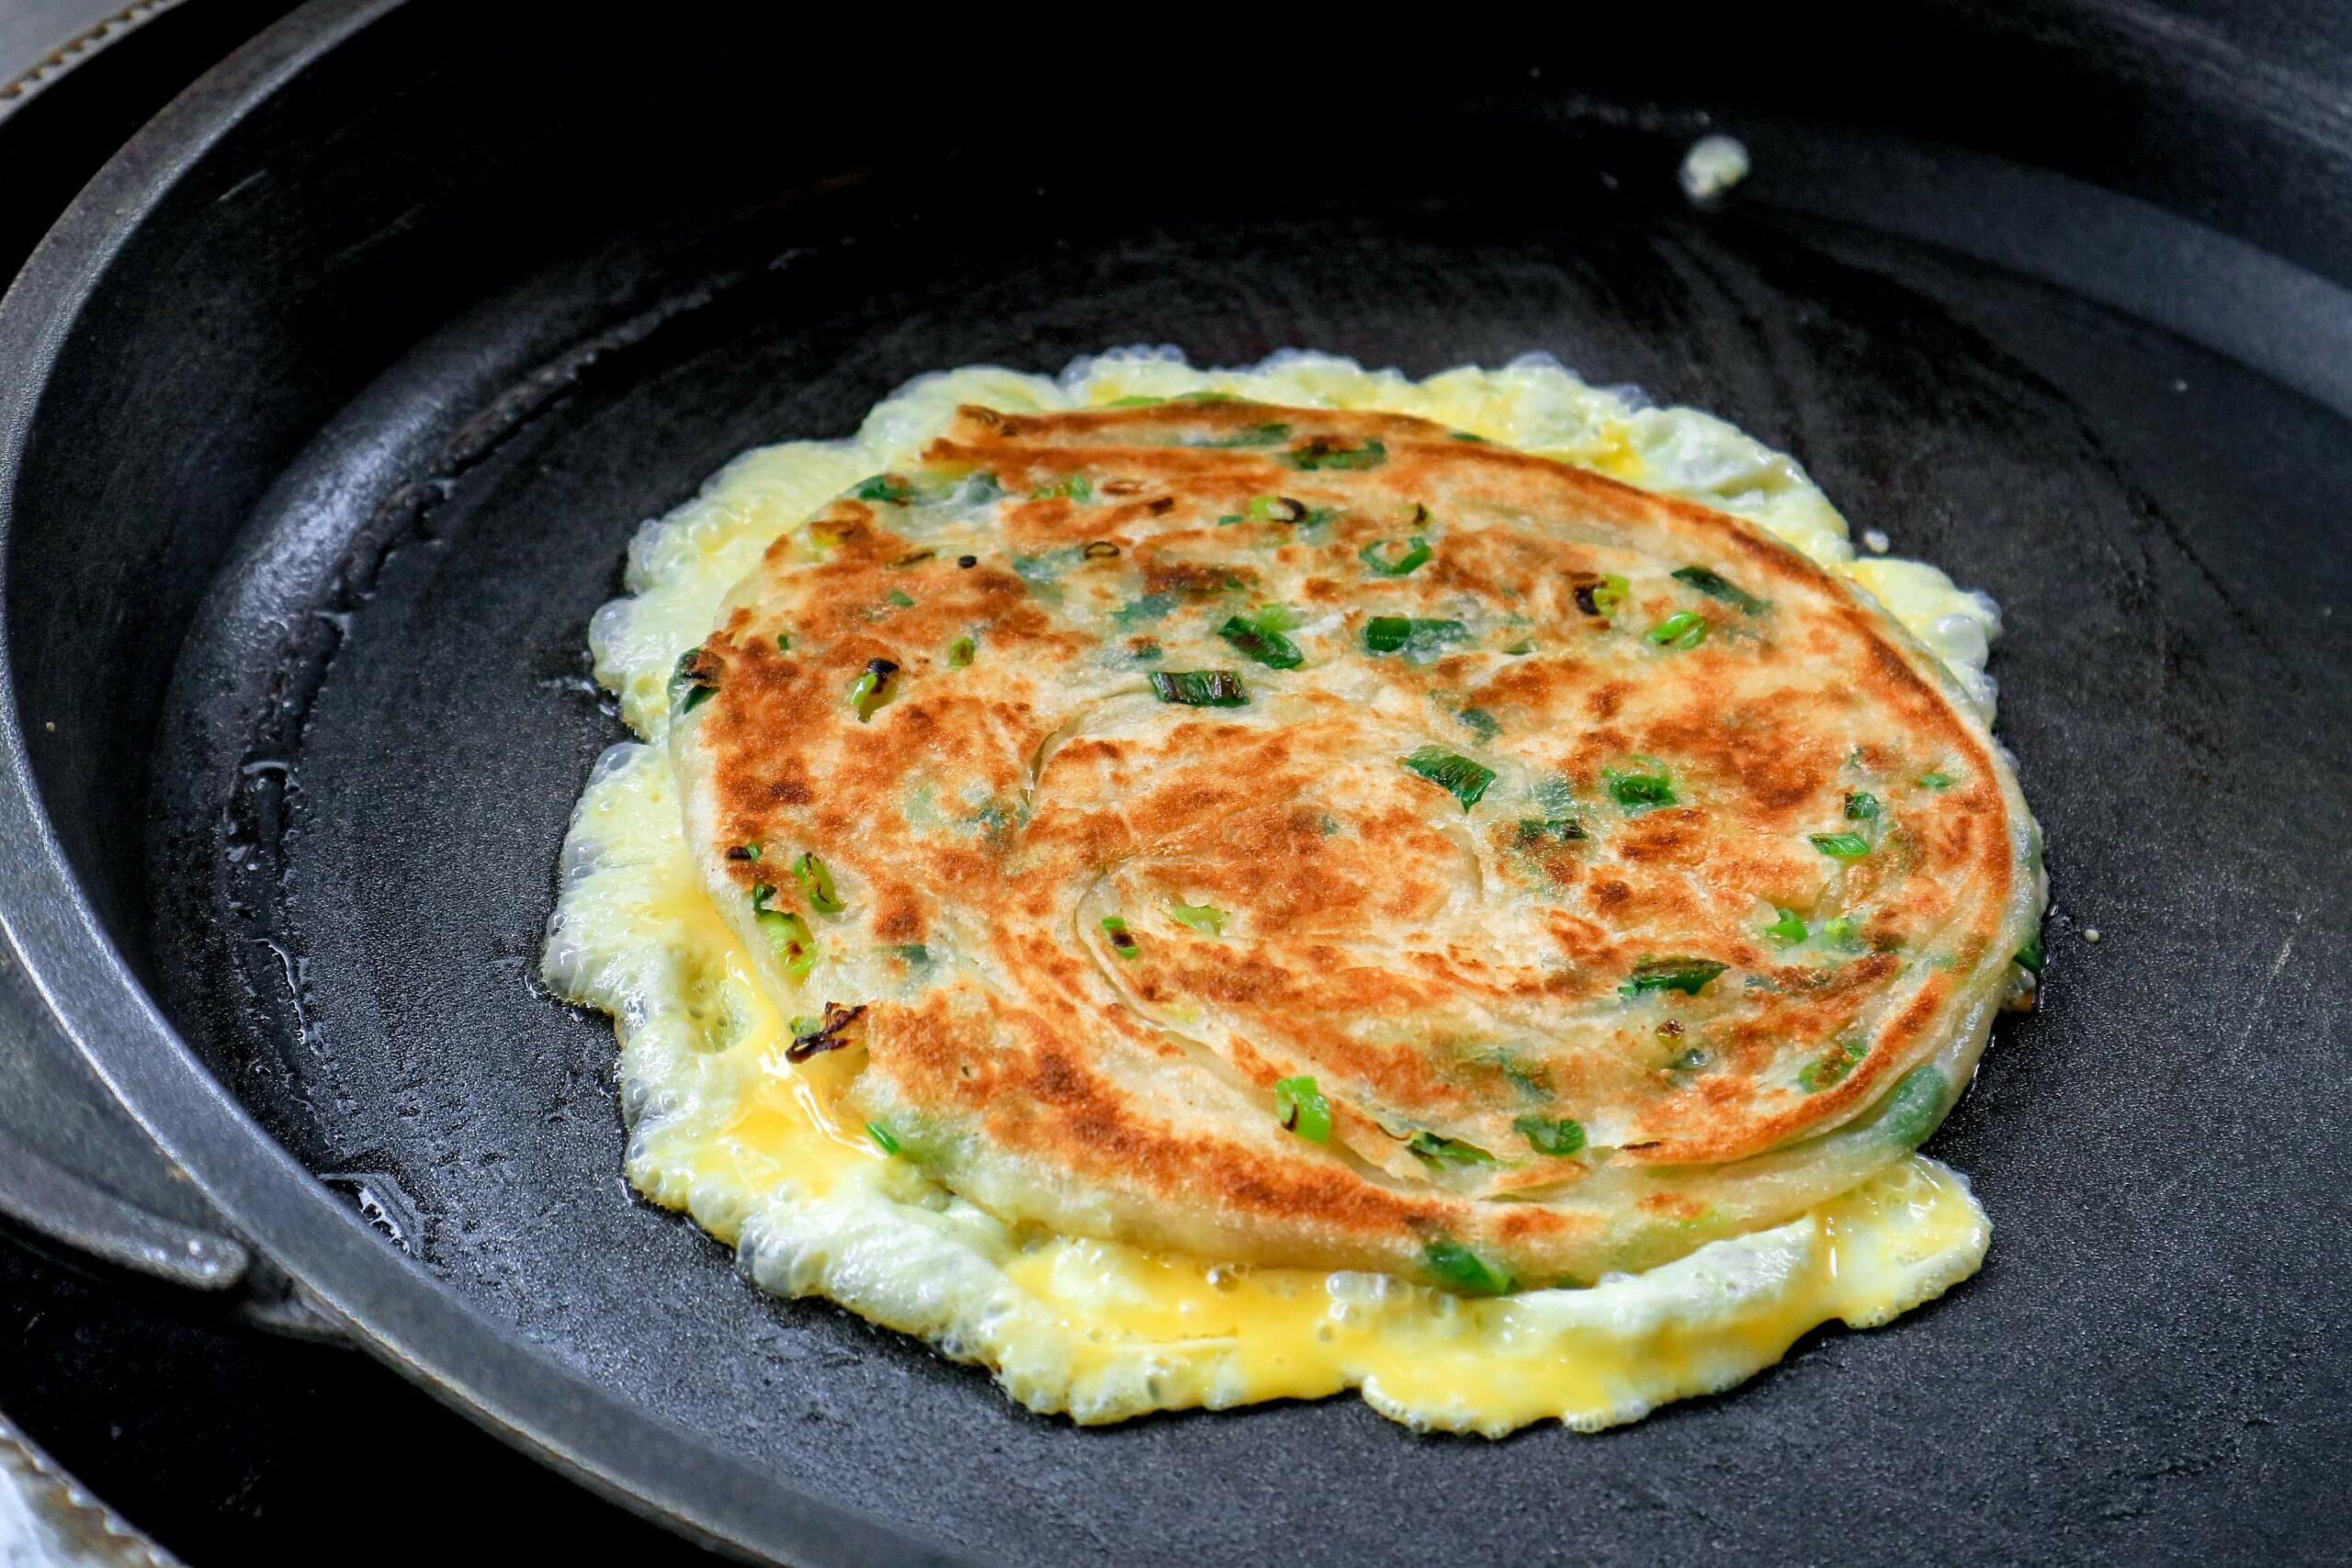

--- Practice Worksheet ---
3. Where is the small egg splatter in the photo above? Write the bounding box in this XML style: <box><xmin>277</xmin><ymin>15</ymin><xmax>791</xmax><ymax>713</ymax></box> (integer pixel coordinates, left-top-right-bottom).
<box><xmin>1863</xmin><ymin>529</ymin><xmax>1891</xmax><ymax>554</ymax></box>
<box><xmin>1679</xmin><ymin>135</ymin><xmax>1751</xmax><ymax>203</ymax></box>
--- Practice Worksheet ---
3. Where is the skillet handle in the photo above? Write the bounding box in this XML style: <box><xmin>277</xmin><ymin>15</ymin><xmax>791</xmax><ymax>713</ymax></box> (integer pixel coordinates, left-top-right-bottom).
<box><xmin>0</xmin><ymin>1107</ymin><xmax>348</xmax><ymax>1341</ymax></box>
<box><xmin>0</xmin><ymin>1121</ymin><xmax>249</xmax><ymax>1290</ymax></box>
<box><xmin>0</xmin><ymin>962</ymin><xmax>343</xmax><ymax>1339</ymax></box>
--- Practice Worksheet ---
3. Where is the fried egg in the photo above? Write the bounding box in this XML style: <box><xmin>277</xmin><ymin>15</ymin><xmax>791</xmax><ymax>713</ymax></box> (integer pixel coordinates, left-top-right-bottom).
<box><xmin>543</xmin><ymin>350</ymin><xmax>2041</xmax><ymax>1431</ymax></box>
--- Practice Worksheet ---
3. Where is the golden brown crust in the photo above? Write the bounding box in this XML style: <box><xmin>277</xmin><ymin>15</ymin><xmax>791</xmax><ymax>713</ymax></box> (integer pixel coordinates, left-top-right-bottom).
<box><xmin>668</xmin><ymin>400</ymin><xmax>2030</xmax><ymax>1283</ymax></box>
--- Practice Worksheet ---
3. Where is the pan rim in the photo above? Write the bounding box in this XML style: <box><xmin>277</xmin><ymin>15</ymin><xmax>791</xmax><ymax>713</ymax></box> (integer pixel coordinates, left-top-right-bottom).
<box><xmin>0</xmin><ymin>0</ymin><xmax>971</xmax><ymax>1562</ymax></box>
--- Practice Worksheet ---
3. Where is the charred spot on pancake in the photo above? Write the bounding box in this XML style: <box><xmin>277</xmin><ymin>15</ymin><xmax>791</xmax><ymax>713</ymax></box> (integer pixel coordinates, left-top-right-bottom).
<box><xmin>671</xmin><ymin>647</ymin><xmax>721</xmax><ymax>712</ymax></box>
<box><xmin>1141</xmin><ymin>558</ymin><xmax>1255</xmax><ymax>598</ymax></box>
<box><xmin>787</xmin><ymin>1002</ymin><xmax>867</xmax><ymax>1063</ymax></box>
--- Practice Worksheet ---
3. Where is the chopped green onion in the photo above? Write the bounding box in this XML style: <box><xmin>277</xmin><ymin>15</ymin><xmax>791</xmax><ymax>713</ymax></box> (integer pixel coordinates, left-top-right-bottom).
<box><xmin>1105</xmin><ymin>395</ymin><xmax>1165</xmax><ymax>407</ymax></box>
<box><xmin>847</xmin><ymin>658</ymin><xmax>899</xmax><ymax>722</ymax></box>
<box><xmin>1359</xmin><ymin>535</ymin><xmax>1432</xmax><ymax>577</ymax></box>
<box><xmin>1100</xmin><ymin>915</ymin><xmax>1140</xmax><ymax>958</ymax></box>
<box><xmin>1503</xmin><ymin>638</ymin><xmax>1536</xmax><ymax>655</ymax></box>
<box><xmin>946</xmin><ymin>636</ymin><xmax>976</xmax><ymax>668</ymax></box>
<box><xmin>671</xmin><ymin>648</ymin><xmax>719</xmax><ymax>713</ymax></box>
<box><xmin>1619</xmin><ymin>957</ymin><xmax>1729</xmax><ymax>998</ymax></box>
<box><xmin>962</xmin><ymin>471</ymin><xmax>1003</xmax><ymax>504</ymax></box>
<box><xmin>1401</xmin><ymin>746</ymin><xmax>1496</xmax><ymax>811</ymax></box>
<box><xmin>1243</xmin><ymin>494</ymin><xmax>1306</xmax><ymax>524</ymax></box>
<box><xmin>1273</xmin><ymin>1076</ymin><xmax>1331</xmax><ymax>1142</ymax></box>
<box><xmin>1422</xmin><ymin>1238</ymin><xmax>1515</xmax><ymax>1295</ymax></box>
<box><xmin>1874</xmin><ymin>1065</ymin><xmax>1951</xmax><ymax>1147</ymax></box>
<box><xmin>1011</xmin><ymin>548</ymin><xmax>1073</xmax><ymax>583</ymax></box>
<box><xmin>1363</xmin><ymin>616</ymin><xmax>1469</xmax><ymax>657</ymax></box>
<box><xmin>1810</xmin><ymin>831</ymin><xmax>1871</xmax><ymax>860</ymax></box>
<box><xmin>865</xmin><ymin>1122</ymin><xmax>901</xmax><ymax>1156</ymax></box>
<box><xmin>1456</xmin><ymin>706</ymin><xmax>1500</xmax><ymax>742</ymax></box>
<box><xmin>1646</xmin><ymin>610</ymin><xmax>1709</xmax><ymax>649</ymax></box>
<box><xmin>1764</xmin><ymin>908</ymin><xmax>1809</xmax><ymax>944</ymax></box>
<box><xmin>1283</xmin><ymin>434</ymin><xmax>1386</xmax><ymax>471</ymax></box>
<box><xmin>1204</xmin><ymin>422</ymin><xmax>1292</xmax><ymax>447</ymax></box>
<box><xmin>888</xmin><ymin>943</ymin><xmax>930</xmax><ymax>965</ymax></box>
<box><xmin>1029</xmin><ymin>475</ymin><xmax>1093</xmax><ymax>502</ymax></box>
<box><xmin>1798</xmin><ymin>1039</ymin><xmax>1867</xmax><ymax>1093</ymax></box>
<box><xmin>1113</xmin><ymin>591</ymin><xmax>1180</xmax><ymax>626</ymax></box>
<box><xmin>1514</xmin><ymin>1116</ymin><xmax>1586</xmax><ymax>1156</ymax></box>
<box><xmin>1572</xmin><ymin>572</ymin><xmax>1631</xmax><ymax>617</ymax></box>
<box><xmin>1605</xmin><ymin>759</ymin><xmax>1676</xmax><ymax>811</ymax></box>
<box><xmin>884</xmin><ymin>589</ymin><xmax>916</xmax><ymax>608</ymax></box>
<box><xmin>791</xmin><ymin>852</ymin><xmax>843</xmax><ymax>914</ymax></box>
<box><xmin>1175</xmin><ymin>390</ymin><xmax>1238</xmax><ymax>402</ymax></box>
<box><xmin>2015</xmin><ymin>928</ymin><xmax>2045</xmax><ymax>975</ymax></box>
<box><xmin>1407</xmin><ymin>1131</ymin><xmax>1497</xmax><ymax>1168</ymax></box>
<box><xmin>1148</xmin><ymin>670</ymin><xmax>1249</xmax><ymax>707</ymax></box>
<box><xmin>1822</xmin><ymin>916</ymin><xmax>1861</xmax><ymax>947</ymax></box>
<box><xmin>1917</xmin><ymin>771</ymin><xmax>1956</xmax><ymax>790</ymax></box>
<box><xmin>1493</xmin><ymin>1052</ymin><xmax>1554</xmax><ymax>1099</ymax></box>
<box><xmin>1168</xmin><ymin>902</ymin><xmax>1227</xmax><ymax>935</ymax></box>
<box><xmin>1512</xmin><ymin>818</ymin><xmax>1585</xmax><ymax>846</ymax></box>
<box><xmin>853</xmin><ymin>474</ymin><xmax>915</xmax><ymax>505</ymax></box>
<box><xmin>729</xmin><ymin>843</ymin><xmax>762</xmax><ymax>863</ymax></box>
<box><xmin>1668</xmin><ymin>1044</ymin><xmax>1711</xmax><ymax>1071</ymax></box>
<box><xmin>1217</xmin><ymin>615</ymin><xmax>1304</xmax><ymax>670</ymax></box>
<box><xmin>1844</xmin><ymin>790</ymin><xmax>1882</xmax><ymax>821</ymax></box>
<box><xmin>1448</xmin><ymin>431</ymin><xmax>1490</xmax><ymax>443</ymax></box>
<box><xmin>1671</xmin><ymin>565</ymin><xmax>1768</xmax><ymax>614</ymax></box>
<box><xmin>775</xmin><ymin>631</ymin><xmax>792</xmax><ymax>652</ymax></box>
<box><xmin>755</xmin><ymin>908</ymin><xmax>817</xmax><ymax>983</ymax></box>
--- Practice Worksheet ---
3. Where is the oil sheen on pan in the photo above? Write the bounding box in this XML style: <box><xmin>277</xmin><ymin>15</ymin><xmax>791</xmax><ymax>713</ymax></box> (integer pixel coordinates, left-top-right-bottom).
<box><xmin>541</xmin><ymin>349</ymin><xmax>2046</xmax><ymax>1435</ymax></box>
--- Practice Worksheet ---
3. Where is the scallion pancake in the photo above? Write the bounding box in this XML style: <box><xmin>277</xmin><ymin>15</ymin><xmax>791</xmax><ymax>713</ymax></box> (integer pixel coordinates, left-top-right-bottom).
<box><xmin>664</xmin><ymin>397</ymin><xmax>2040</xmax><ymax>1291</ymax></box>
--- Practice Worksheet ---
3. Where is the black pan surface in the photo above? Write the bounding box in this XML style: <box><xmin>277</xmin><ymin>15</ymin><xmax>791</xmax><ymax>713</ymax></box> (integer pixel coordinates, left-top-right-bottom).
<box><xmin>5</xmin><ymin>3</ymin><xmax>2348</xmax><ymax>1562</ymax></box>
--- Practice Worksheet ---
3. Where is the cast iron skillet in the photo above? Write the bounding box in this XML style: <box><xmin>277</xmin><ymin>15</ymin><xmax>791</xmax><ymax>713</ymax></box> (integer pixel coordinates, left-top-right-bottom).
<box><xmin>3</xmin><ymin>2</ymin><xmax>2348</xmax><ymax>1562</ymax></box>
